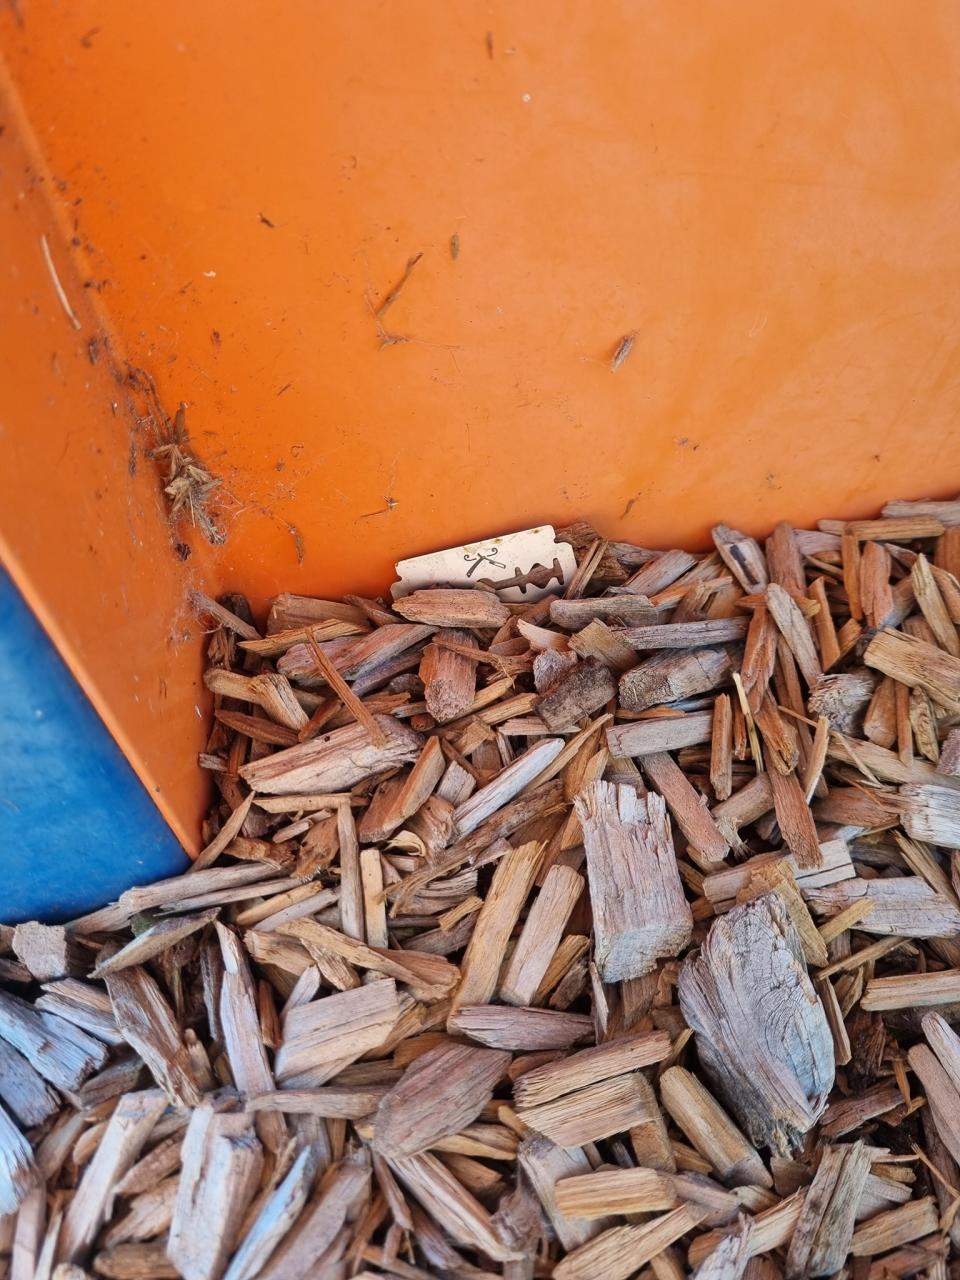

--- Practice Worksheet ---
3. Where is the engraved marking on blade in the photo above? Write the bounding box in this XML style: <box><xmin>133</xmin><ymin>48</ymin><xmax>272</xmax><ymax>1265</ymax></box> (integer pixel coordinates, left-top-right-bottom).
<box><xmin>393</xmin><ymin>527</ymin><xmax>578</xmax><ymax>603</ymax></box>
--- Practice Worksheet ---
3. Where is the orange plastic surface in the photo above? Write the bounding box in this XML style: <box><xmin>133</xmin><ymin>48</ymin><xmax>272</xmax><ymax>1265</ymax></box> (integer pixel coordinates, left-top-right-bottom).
<box><xmin>2</xmin><ymin>1</ymin><xmax>960</xmax><ymax>851</ymax></box>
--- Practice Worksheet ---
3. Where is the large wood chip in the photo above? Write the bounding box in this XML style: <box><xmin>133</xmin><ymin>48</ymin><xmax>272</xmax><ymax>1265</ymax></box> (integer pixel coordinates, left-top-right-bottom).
<box><xmin>575</xmin><ymin>781</ymin><xmax>692</xmax><ymax>978</ymax></box>
<box><xmin>784</xmin><ymin>1140</ymin><xmax>870</xmax><ymax>1277</ymax></box>
<box><xmin>240</xmin><ymin>715</ymin><xmax>423</xmax><ymax>794</ymax></box>
<box><xmin>372</xmin><ymin>1042</ymin><xmax>509</xmax><ymax>1157</ymax></box>
<box><xmin>679</xmin><ymin>895</ymin><xmax>834</xmax><ymax>1153</ymax></box>
<box><xmin>168</xmin><ymin>1102</ymin><xmax>263</xmax><ymax>1280</ymax></box>
<box><xmin>805</xmin><ymin>877</ymin><xmax>960</xmax><ymax>937</ymax></box>
<box><xmin>864</xmin><ymin>628</ymin><xmax>960</xmax><ymax>713</ymax></box>
<box><xmin>58</xmin><ymin>1090</ymin><xmax>167</xmax><ymax>1264</ymax></box>
<box><xmin>618</xmin><ymin>647</ymin><xmax>733</xmax><ymax>712</ymax></box>
<box><xmin>104</xmin><ymin>966</ymin><xmax>200</xmax><ymax>1107</ymax></box>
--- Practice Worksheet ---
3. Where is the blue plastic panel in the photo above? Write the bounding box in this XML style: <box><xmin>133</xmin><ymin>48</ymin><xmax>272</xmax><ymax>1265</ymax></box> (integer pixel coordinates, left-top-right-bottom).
<box><xmin>0</xmin><ymin>567</ymin><xmax>188</xmax><ymax>924</ymax></box>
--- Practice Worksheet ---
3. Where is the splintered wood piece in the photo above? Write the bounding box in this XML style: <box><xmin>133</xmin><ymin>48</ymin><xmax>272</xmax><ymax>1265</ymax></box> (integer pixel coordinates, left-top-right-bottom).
<box><xmin>849</xmin><ymin>515</ymin><xmax>945</xmax><ymax>541</ymax></box>
<box><xmin>860</xmin><ymin>541</ymin><xmax>894</xmax><ymax>629</ymax></box>
<box><xmin>216</xmin><ymin>924</ymin><xmax>285</xmax><ymax>1153</ymax></box>
<box><xmin>99</xmin><ymin>863</ymin><xmax>288</xmax><ymax>922</ymax></box>
<box><xmin>765</xmin><ymin>521</ymin><xmax>804</xmax><ymax>593</ymax></box>
<box><xmin>0</xmin><ymin>1037</ymin><xmax>60</xmax><ymax>1127</ymax></box>
<box><xmin>167</xmin><ymin>1103</ymin><xmax>263</xmax><ymax>1280</ymax></box>
<box><xmin>911</xmin><ymin>555</ymin><xmax>960</xmax><ymax>655</ymax></box>
<box><xmin>659</xmin><ymin>1067</ymin><xmax>770</xmax><ymax>1190</ymax></box>
<box><xmin>863</xmin><ymin>629</ymin><xmax>960</xmax><ymax>713</ymax></box>
<box><xmin>335</xmin><ymin>804</ymin><xmax>364</xmax><ymax>942</ymax></box>
<box><xmin>764</xmin><ymin>584</ymin><xmax>821</xmax><ymax>687</ymax></box>
<box><xmin>538</xmin><ymin>658</ymin><xmax>615</xmax><ymax>730</ymax></box>
<box><xmin>908</xmin><ymin>1043</ymin><xmax>960</xmax><ymax>1167</ymax></box>
<box><xmin>622</xmin><ymin>549</ymin><xmax>698</xmax><ymax>596</ymax></box>
<box><xmin>453</xmin><ymin>740</ymin><xmax>564</xmax><ymax>838</ymax></box>
<box><xmin>767</xmin><ymin>766</ymin><xmax>822</xmax><ymax>869</ymax></box>
<box><xmin>519</xmin><ymin>1134</ymin><xmax>609</xmax><ymax>1250</ymax></box>
<box><xmin>512</xmin><ymin>1030</ymin><xmax>672</xmax><ymax>1107</ymax></box>
<box><xmin>616</xmin><ymin>620</ymin><xmax>748</xmax><ymax>650</ymax></box>
<box><xmin>827</xmin><ymin>729</ymin><xmax>957</xmax><ymax>786</ymax></box>
<box><xmin>317</xmin><ymin>622</ymin><xmax>433</xmax><ymax>680</ymax></box>
<box><xmin>642</xmin><ymin>753</ymin><xmax>730</xmax><ymax>865</ymax></box>
<box><xmin>448</xmin><ymin>1006</ymin><xmax>593</xmax><ymax>1051</ymax></box>
<box><xmin>900</xmin><ymin>783</ymin><xmax>960</xmax><ymax>846</ymax></box>
<box><xmin>712</xmin><ymin>526</ymin><xmax>768</xmax><ymax>592</ymax></box>
<box><xmin>809</xmin><ymin>576</ymin><xmax>840</xmax><ymax>670</ymax></box>
<box><xmin>923</xmin><ymin>1010</ymin><xmax>960</xmax><ymax>1095</ymax></box>
<box><xmin>245</xmin><ymin>1086</ymin><xmax>388</xmax><ymax>1118</ymax></box>
<box><xmin>805</xmin><ymin>878</ymin><xmax>960</xmax><ymax>937</ymax></box>
<box><xmin>57</xmin><ymin>1090</ymin><xmax>167</xmax><ymax>1264</ymax></box>
<box><xmin>274</xmin><ymin>980</ymin><xmax>401</xmax><ymax>1083</ymax></box>
<box><xmin>499</xmin><ymin>865</ymin><xmax>583</xmax><ymax>1006</ymax></box>
<box><xmin>372</xmin><ymin>1042</ymin><xmax>509</xmax><ymax>1158</ymax></box>
<box><xmin>359</xmin><ymin>849</ymin><xmax>387</xmax><ymax>949</ymax></box>
<box><xmin>883</xmin><ymin>497</ymin><xmax>960</xmax><ymax>525</ymax></box>
<box><xmin>807</xmin><ymin>669</ymin><xmax>878</xmax><ymax>735</ymax></box>
<box><xmin>689</xmin><ymin>1218</ymin><xmax>752</xmax><ymax>1280</ymax></box>
<box><xmin>909</xmin><ymin>687</ymin><xmax>940</xmax><ymax>762</ymax></box>
<box><xmin>278</xmin><ymin>919</ymin><xmax>457</xmax><ymax>1001</ymax></box>
<box><xmin>607</xmin><ymin>711</ymin><xmax>714</xmax><ymax>758</ymax></box>
<box><xmin>687</xmin><ymin>1190</ymin><xmax>806</xmax><ymax>1268</ymax></box>
<box><xmin>221</xmin><ymin>1145</ymin><xmax>318</xmax><ymax>1280</ymax></box>
<box><xmin>202</xmin><ymin>670</ymin><xmax>307</xmax><ymax>732</ymax></box>
<box><xmin>849</xmin><ymin>1196</ymin><xmax>939</xmax><ymax>1256</ymax></box>
<box><xmin>191</xmin><ymin>590</ymin><xmax>261</xmax><ymax>639</ymax></box>
<box><xmin>419</xmin><ymin>630</ymin><xmax>478</xmax><ymax>723</ymax></box>
<box><xmin>304</xmin><ymin>626</ymin><xmax>385</xmax><ymax>743</ymax></box>
<box><xmin>255</xmin><ymin>1158</ymin><xmax>370</xmax><ymax>1280</ymax></box>
<box><xmin>784</xmin><ymin>1140</ymin><xmax>870</xmax><ymax>1278</ymax></box>
<box><xmin>0</xmin><ymin>1100</ymin><xmax>38</xmax><ymax>1215</ymax></box>
<box><xmin>554</xmin><ymin>1167</ymin><xmax>677</xmax><ymax>1218</ymax></box>
<box><xmin>619</xmin><ymin>648</ymin><xmax>733</xmax><ymax>712</ymax></box>
<box><xmin>940</xmin><ymin>728</ymin><xmax>960</xmax><ymax>777</ymax></box>
<box><xmin>11</xmin><ymin>923</ymin><xmax>86</xmax><ymax>982</ymax></box>
<box><xmin>517</xmin><ymin>1072</ymin><xmax>663</xmax><ymax>1148</ymax></box>
<box><xmin>841</xmin><ymin>528</ymin><xmax>863</xmax><ymax>622</ymax></box>
<box><xmin>569</xmin><ymin>618</ymin><xmax>638</xmax><ymax>674</ymax></box>
<box><xmin>863</xmin><ymin>674</ymin><xmax>898</xmax><ymax>748</ymax></box>
<box><xmin>550</xmin><ymin>596</ymin><xmax>660</xmax><ymax>629</ymax></box>
<box><xmin>239</xmin><ymin>716</ymin><xmax>423</xmax><ymax>794</ymax></box>
<box><xmin>103</xmin><ymin>968</ymin><xmax>199</xmax><ymax>1107</ymax></box>
<box><xmin>741</xmin><ymin>604</ymin><xmax>777</xmax><ymax>713</ymax></box>
<box><xmin>388</xmin><ymin>1152</ymin><xmax>521</xmax><ymax>1262</ymax></box>
<box><xmin>0</xmin><ymin>990</ymin><xmax>107</xmax><ymax>1092</ymax></box>
<box><xmin>575</xmin><ymin>782</ymin><xmax>693</xmax><ymax>979</ymax></box>
<box><xmin>710</xmin><ymin>694</ymin><xmax>733</xmax><ymax>801</ymax></box>
<box><xmin>267</xmin><ymin>593</ymin><xmax>368</xmax><ymax>632</ymax></box>
<box><xmin>449</xmin><ymin>841</ymin><xmax>541</xmax><ymax>1015</ymax></box>
<box><xmin>701</xmin><ymin>840</ymin><xmax>853</xmax><ymax>908</ymax></box>
<box><xmin>114</xmin><ymin>1133</ymin><xmax>182</xmax><ymax>1198</ymax></box>
<box><xmin>393</xmin><ymin>588</ymin><xmax>510</xmax><ymax>628</ymax></box>
<box><xmin>242</xmin><ymin>621</ymin><xmax>363</xmax><ymax>659</ymax></box>
<box><xmin>862</xmin><ymin>969</ymin><xmax>960</xmax><ymax>1011</ymax></box>
<box><xmin>357</xmin><ymin>737</ymin><xmax>445</xmax><ymax>843</ymax></box>
<box><xmin>553</xmin><ymin>1204</ymin><xmax>706</xmax><ymax>1280</ymax></box>
<box><xmin>678</xmin><ymin>895</ymin><xmax>834</xmax><ymax>1154</ymax></box>
<box><xmin>91</xmin><ymin>912</ymin><xmax>219</xmax><ymax>978</ymax></box>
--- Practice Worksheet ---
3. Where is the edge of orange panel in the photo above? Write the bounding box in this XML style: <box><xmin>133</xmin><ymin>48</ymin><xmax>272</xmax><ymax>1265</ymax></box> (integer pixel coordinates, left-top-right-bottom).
<box><xmin>0</xmin><ymin>54</ymin><xmax>210</xmax><ymax>855</ymax></box>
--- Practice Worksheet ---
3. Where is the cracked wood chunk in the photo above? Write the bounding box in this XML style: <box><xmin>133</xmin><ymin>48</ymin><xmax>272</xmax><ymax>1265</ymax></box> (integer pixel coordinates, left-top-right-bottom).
<box><xmin>575</xmin><ymin>781</ymin><xmax>692</xmax><ymax>980</ymax></box>
<box><xmin>678</xmin><ymin>894</ymin><xmax>834</xmax><ymax>1154</ymax></box>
